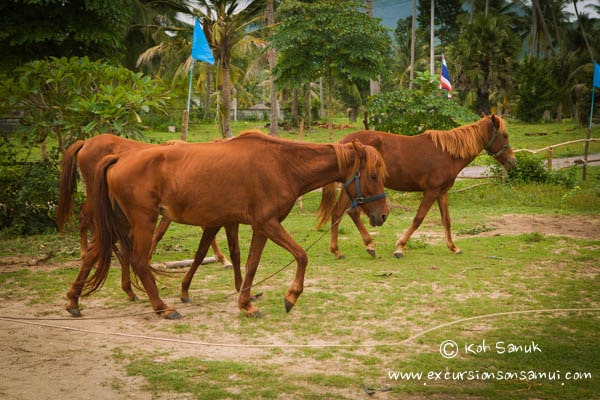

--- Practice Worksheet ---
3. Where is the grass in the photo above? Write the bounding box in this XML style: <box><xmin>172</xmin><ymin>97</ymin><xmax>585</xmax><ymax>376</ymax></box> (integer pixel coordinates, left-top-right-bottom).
<box><xmin>1</xmin><ymin>119</ymin><xmax>599</xmax><ymax>399</ymax></box>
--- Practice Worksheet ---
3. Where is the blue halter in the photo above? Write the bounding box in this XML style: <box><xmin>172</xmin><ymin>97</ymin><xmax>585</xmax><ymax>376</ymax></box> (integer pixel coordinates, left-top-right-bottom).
<box><xmin>343</xmin><ymin>171</ymin><xmax>387</xmax><ymax>209</ymax></box>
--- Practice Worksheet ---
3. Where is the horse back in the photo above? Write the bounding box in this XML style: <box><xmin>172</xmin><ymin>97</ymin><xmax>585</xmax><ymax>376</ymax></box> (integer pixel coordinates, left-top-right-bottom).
<box><xmin>341</xmin><ymin>130</ymin><xmax>458</xmax><ymax>192</ymax></box>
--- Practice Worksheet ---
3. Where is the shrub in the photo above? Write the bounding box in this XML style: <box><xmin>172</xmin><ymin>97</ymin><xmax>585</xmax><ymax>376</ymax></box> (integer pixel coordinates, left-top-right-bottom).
<box><xmin>0</xmin><ymin>149</ymin><xmax>60</xmax><ymax>236</ymax></box>
<box><xmin>491</xmin><ymin>152</ymin><xmax>578</xmax><ymax>188</ymax></box>
<box><xmin>367</xmin><ymin>71</ymin><xmax>478</xmax><ymax>135</ymax></box>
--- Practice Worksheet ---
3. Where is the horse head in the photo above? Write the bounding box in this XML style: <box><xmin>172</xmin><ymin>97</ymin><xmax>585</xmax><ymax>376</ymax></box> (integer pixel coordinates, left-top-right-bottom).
<box><xmin>485</xmin><ymin>114</ymin><xmax>516</xmax><ymax>170</ymax></box>
<box><xmin>342</xmin><ymin>140</ymin><xmax>389</xmax><ymax>227</ymax></box>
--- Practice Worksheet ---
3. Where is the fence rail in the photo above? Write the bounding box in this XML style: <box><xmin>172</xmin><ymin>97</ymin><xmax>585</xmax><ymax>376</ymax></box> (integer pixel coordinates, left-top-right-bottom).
<box><xmin>513</xmin><ymin>138</ymin><xmax>600</xmax><ymax>172</ymax></box>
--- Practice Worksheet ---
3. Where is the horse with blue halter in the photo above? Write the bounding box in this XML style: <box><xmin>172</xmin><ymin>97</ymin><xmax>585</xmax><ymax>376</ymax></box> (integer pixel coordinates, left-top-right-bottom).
<box><xmin>318</xmin><ymin>114</ymin><xmax>516</xmax><ymax>259</ymax></box>
<box><xmin>70</xmin><ymin>130</ymin><xmax>388</xmax><ymax>318</ymax></box>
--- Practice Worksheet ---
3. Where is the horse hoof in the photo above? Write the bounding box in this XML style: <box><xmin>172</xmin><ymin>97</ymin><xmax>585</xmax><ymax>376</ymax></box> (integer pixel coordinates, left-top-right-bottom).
<box><xmin>223</xmin><ymin>262</ymin><xmax>233</xmax><ymax>269</ymax></box>
<box><xmin>163</xmin><ymin>310</ymin><xmax>182</xmax><ymax>320</ymax></box>
<box><xmin>454</xmin><ymin>250</ymin><xmax>463</xmax><ymax>255</ymax></box>
<box><xmin>335</xmin><ymin>254</ymin><xmax>346</xmax><ymax>260</ymax></box>
<box><xmin>394</xmin><ymin>252</ymin><xmax>404</xmax><ymax>259</ymax></box>
<box><xmin>284</xmin><ymin>299</ymin><xmax>294</xmax><ymax>313</ymax></box>
<box><xmin>129</xmin><ymin>296</ymin><xmax>139</xmax><ymax>302</ymax></box>
<box><xmin>367</xmin><ymin>249</ymin><xmax>376</xmax><ymax>258</ymax></box>
<box><xmin>66</xmin><ymin>307</ymin><xmax>82</xmax><ymax>317</ymax></box>
<box><xmin>180</xmin><ymin>297</ymin><xmax>191</xmax><ymax>304</ymax></box>
<box><xmin>247</xmin><ymin>310</ymin><xmax>262</xmax><ymax>318</ymax></box>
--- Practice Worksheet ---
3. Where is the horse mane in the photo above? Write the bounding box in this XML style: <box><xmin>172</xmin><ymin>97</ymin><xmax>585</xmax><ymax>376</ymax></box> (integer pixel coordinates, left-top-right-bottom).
<box><xmin>424</xmin><ymin>116</ymin><xmax>503</xmax><ymax>159</ymax></box>
<box><xmin>333</xmin><ymin>141</ymin><xmax>387</xmax><ymax>179</ymax></box>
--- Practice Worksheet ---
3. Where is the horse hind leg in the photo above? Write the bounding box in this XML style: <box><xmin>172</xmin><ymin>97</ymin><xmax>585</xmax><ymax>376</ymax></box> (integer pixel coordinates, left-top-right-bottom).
<box><xmin>66</xmin><ymin>245</ymin><xmax>96</xmax><ymax>317</ymax></box>
<box><xmin>211</xmin><ymin>238</ymin><xmax>233</xmax><ymax>268</ymax></box>
<box><xmin>130</xmin><ymin>222</ymin><xmax>181</xmax><ymax>319</ymax></box>
<box><xmin>437</xmin><ymin>192</ymin><xmax>461</xmax><ymax>254</ymax></box>
<box><xmin>112</xmin><ymin>244</ymin><xmax>138</xmax><ymax>301</ymax></box>
<box><xmin>394</xmin><ymin>192</ymin><xmax>437</xmax><ymax>258</ymax></box>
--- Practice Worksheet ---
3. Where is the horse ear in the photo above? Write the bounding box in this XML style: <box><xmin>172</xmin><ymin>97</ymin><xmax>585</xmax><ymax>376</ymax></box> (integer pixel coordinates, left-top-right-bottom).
<box><xmin>351</xmin><ymin>139</ymin><xmax>366</xmax><ymax>159</ymax></box>
<box><xmin>490</xmin><ymin>114</ymin><xmax>499</xmax><ymax>128</ymax></box>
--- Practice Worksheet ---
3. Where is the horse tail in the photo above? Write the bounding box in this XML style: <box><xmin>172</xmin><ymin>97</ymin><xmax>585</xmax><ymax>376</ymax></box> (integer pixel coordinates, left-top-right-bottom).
<box><xmin>80</xmin><ymin>154</ymin><xmax>125</xmax><ymax>297</ymax></box>
<box><xmin>316</xmin><ymin>183</ymin><xmax>339</xmax><ymax>229</ymax></box>
<box><xmin>56</xmin><ymin>140</ymin><xmax>85</xmax><ymax>232</ymax></box>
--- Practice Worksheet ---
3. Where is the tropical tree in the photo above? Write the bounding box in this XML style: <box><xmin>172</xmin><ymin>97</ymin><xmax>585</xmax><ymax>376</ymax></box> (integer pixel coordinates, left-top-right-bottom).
<box><xmin>450</xmin><ymin>11</ymin><xmax>521</xmax><ymax>114</ymax></box>
<box><xmin>0</xmin><ymin>0</ymin><xmax>136</xmax><ymax>73</ymax></box>
<box><xmin>271</xmin><ymin>0</ymin><xmax>391</xmax><ymax>140</ymax></box>
<box><xmin>193</xmin><ymin>0</ymin><xmax>267</xmax><ymax>138</ymax></box>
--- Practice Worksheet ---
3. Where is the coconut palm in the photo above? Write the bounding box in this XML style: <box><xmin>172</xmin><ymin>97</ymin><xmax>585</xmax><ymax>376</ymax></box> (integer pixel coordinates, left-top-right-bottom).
<box><xmin>193</xmin><ymin>0</ymin><xmax>266</xmax><ymax>138</ymax></box>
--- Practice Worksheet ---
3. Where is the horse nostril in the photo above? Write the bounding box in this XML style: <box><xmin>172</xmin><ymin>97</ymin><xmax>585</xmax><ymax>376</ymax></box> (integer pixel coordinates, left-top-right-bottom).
<box><xmin>382</xmin><ymin>214</ymin><xmax>387</xmax><ymax>222</ymax></box>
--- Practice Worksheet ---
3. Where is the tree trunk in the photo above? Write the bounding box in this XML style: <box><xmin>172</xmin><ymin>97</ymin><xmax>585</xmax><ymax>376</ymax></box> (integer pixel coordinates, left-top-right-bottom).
<box><xmin>204</xmin><ymin>64</ymin><xmax>211</xmax><ymax>120</ymax></box>
<box><xmin>291</xmin><ymin>88</ymin><xmax>299</xmax><ymax>127</ymax></box>
<box><xmin>221</xmin><ymin>62</ymin><xmax>233</xmax><ymax>138</ymax></box>
<box><xmin>573</xmin><ymin>0</ymin><xmax>595</xmax><ymax>62</ymax></box>
<box><xmin>327</xmin><ymin>70</ymin><xmax>333</xmax><ymax>142</ymax></box>
<box><xmin>267</xmin><ymin>0</ymin><xmax>279</xmax><ymax>136</ymax></box>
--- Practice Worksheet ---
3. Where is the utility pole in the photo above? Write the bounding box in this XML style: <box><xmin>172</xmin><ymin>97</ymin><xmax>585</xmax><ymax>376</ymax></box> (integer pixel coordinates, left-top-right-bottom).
<box><xmin>366</xmin><ymin>0</ymin><xmax>380</xmax><ymax>95</ymax></box>
<box><xmin>409</xmin><ymin>0</ymin><xmax>416</xmax><ymax>89</ymax></box>
<box><xmin>430</xmin><ymin>0</ymin><xmax>435</xmax><ymax>76</ymax></box>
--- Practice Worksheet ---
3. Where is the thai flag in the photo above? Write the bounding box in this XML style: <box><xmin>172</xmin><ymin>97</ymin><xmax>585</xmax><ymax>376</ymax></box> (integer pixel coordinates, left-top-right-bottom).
<box><xmin>440</xmin><ymin>53</ymin><xmax>452</xmax><ymax>96</ymax></box>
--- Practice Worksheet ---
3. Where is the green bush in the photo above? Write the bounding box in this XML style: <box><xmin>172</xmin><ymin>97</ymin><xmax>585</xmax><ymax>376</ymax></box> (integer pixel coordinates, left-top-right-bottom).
<box><xmin>367</xmin><ymin>71</ymin><xmax>478</xmax><ymax>135</ymax></box>
<box><xmin>491</xmin><ymin>152</ymin><xmax>578</xmax><ymax>188</ymax></box>
<box><xmin>0</xmin><ymin>56</ymin><xmax>173</xmax><ymax>151</ymax></box>
<box><xmin>0</xmin><ymin>150</ymin><xmax>60</xmax><ymax>236</ymax></box>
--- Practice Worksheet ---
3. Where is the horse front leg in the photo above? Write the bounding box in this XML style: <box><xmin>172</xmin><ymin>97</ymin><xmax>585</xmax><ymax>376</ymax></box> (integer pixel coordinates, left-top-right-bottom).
<box><xmin>180</xmin><ymin>226</ymin><xmax>221</xmax><ymax>303</ymax></box>
<box><xmin>224</xmin><ymin>223</ymin><xmax>242</xmax><ymax>292</ymax></box>
<box><xmin>346</xmin><ymin>207</ymin><xmax>376</xmax><ymax>257</ymax></box>
<box><xmin>260</xmin><ymin>220</ymin><xmax>308</xmax><ymax>314</ymax></box>
<box><xmin>329</xmin><ymin>193</ymin><xmax>351</xmax><ymax>259</ymax></box>
<box><xmin>237</xmin><ymin>232</ymin><xmax>268</xmax><ymax>317</ymax></box>
<box><xmin>395</xmin><ymin>192</ymin><xmax>437</xmax><ymax>258</ymax></box>
<box><xmin>437</xmin><ymin>192</ymin><xmax>461</xmax><ymax>254</ymax></box>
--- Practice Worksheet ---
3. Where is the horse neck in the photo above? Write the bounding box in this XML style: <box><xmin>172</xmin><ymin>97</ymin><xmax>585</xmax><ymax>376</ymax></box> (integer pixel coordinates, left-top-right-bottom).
<box><xmin>282</xmin><ymin>143</ymin><xmax>347</xmax><ymax>194</ymax></box>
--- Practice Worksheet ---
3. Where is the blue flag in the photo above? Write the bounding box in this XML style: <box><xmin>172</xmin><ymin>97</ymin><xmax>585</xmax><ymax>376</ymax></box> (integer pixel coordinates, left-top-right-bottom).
<box><xmin>192</xmin><ymin>18</ymin><xmax>214</xmax><ymax>65</ymax></box>
<box><xmin>594</xmin><ymin>62</ymin><xmax>600</xmax><ymax>89</ymax></box>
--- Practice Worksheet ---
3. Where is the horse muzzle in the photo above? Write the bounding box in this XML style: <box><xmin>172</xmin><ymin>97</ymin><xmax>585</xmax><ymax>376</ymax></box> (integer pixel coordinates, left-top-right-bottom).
<box><xmin>504</xmin><ymin>155</ymin><xmax>517</xmax><ymax>171</ymax></box>
<box><xmin>369</xmin><ymin>212</ymin><xmax>387</xmax><ymax>227</ymax></box>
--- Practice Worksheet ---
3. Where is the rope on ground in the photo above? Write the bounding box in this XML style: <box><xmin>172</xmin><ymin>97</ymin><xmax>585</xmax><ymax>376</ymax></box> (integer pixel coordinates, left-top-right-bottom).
<box><xmin>1</xmin><ymin>307</ymin><xmax>598</xmax><ymax>349</ymax></box>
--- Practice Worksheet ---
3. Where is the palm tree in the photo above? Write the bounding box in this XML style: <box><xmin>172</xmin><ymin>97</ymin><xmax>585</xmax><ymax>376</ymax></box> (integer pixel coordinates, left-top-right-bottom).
<box><xmin>451</xmin><ymin>11</ymin><xmax>521</xmax><ymax>114</ymax></box>
<box><xmin>194</xmin><ymin>0</ymin><xmax>266</xmax><ymax>138</ymax></box>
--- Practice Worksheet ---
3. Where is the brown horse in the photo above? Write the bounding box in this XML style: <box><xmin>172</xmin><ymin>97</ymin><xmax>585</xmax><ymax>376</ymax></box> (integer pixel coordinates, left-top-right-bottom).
<box><xmin>69</xmin><ymin>130</ymin><xmax>388</xmax><ymax>319</ymax></box>
<box><xmin>57</xmin><ymin>134</ymin><xmax>232</xmax><ymax>307</ymax></box>
<box><xmin>318</xmin><ymin>114</ymin><xmax>516</xmax><ymax>259</ymax></box>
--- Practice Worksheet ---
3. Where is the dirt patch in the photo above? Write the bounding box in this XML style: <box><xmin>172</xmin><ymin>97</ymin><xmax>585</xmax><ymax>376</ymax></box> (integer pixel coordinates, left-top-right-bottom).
<box><xmin>0</xmin><ymin>214</ymin><xmax>598</xmax><ymax>399</ymax></box>
<box><xmin>478</xmin><ymin>214</ymin><xmax>600</xmax><ymax>240</ymax></box>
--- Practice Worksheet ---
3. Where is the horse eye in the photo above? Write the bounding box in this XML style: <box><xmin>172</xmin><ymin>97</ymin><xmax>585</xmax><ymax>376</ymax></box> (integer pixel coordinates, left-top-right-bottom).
<box><xmin>370</xmin><ymin>173</ymin><xmax>378</xmax><ymax>180</ymax></box>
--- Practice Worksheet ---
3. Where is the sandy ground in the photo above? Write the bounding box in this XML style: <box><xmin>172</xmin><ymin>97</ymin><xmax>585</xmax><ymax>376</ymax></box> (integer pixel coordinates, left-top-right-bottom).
<box><xmin>0</xmin><ymin>214</ymin><xmax>598</xmax><ymax>399</ymax></box>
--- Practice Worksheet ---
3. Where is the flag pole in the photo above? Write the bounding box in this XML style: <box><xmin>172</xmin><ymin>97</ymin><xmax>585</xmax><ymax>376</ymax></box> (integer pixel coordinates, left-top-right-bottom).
<box><xmin>584</xmin><ymin>84</ymin><xmax>594</xmax><ymax>180</ymax></box>
<box><xmin>182</xmin><ymin>57</ymin><xmax>195</xmax><ymax>141</ymax></box>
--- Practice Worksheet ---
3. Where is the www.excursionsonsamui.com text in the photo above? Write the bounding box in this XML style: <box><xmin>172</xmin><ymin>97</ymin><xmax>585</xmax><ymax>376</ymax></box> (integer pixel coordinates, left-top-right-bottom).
<box><xmin>387</xmin><ymin>369</ymin><xmax>592</xmax><ymax>383</ymax></box>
